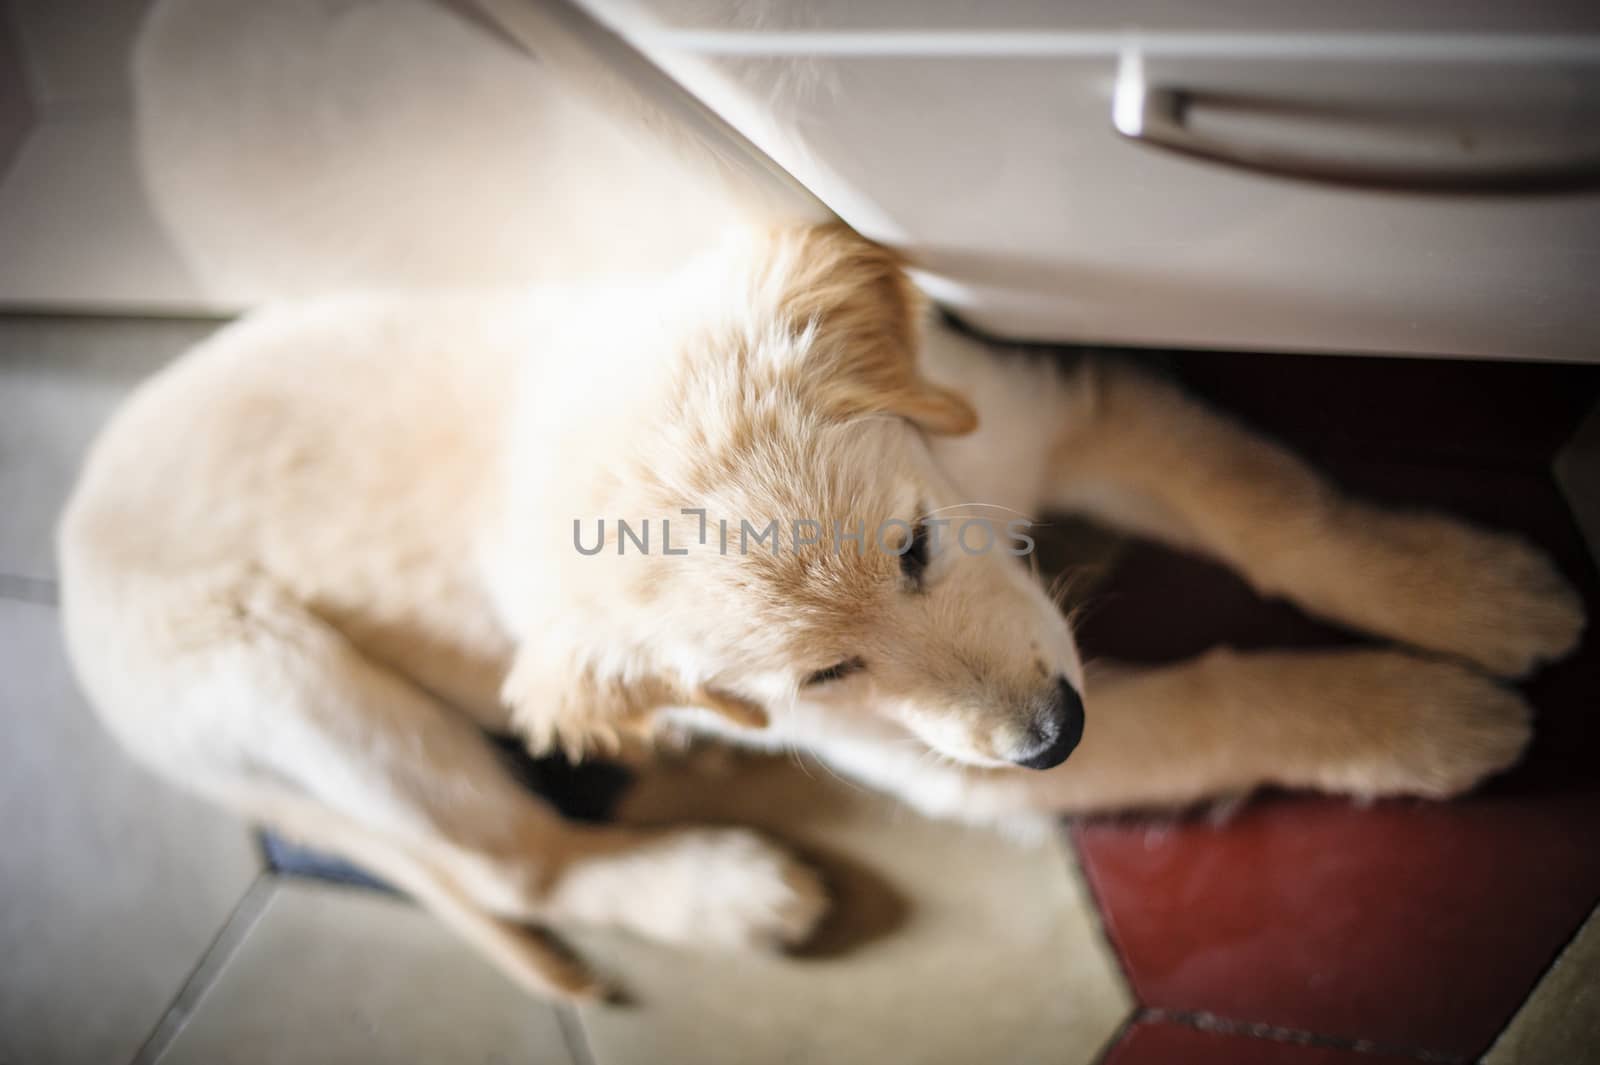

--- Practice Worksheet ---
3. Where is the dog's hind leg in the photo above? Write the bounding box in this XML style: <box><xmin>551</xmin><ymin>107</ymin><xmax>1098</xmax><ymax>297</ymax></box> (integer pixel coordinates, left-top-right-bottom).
<box><xmin>81</xmin><ymin>575</ymin><xmax>826</xmax><ymax>999</ymax></box>
<box><xmin>202</xmin><ymin>782</ymin><xmax>609</xmax><ymax>999</ymax></box>
<box><xmin>1038</xmin><ymin>362</ymin><xmax>1583</xmax><ymax>677</ymax></box>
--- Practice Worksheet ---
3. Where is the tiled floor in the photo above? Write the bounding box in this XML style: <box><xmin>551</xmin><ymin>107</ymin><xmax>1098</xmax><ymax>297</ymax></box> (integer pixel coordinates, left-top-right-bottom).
<box><xmin>152</xmin><ymin>881</ymin><xmax>577</xmax><ymax>1065</ymax></box>
<box><xmin>1100</xmin><ymin>1023</ymin><xmax>1426</xmax><ymax>1065</ymax></box>
<box><xmin>0</xmin><ymin>596</ymin><xmax>260</xmax><ymax>1065</ymax></box>
<box><xmin>2</xmin><ymin>315</ymin><xmax>1598</xmax><ymax>1064</ymax></box>
<box><xmin>569</xmin><ymin>760</ymin><xmax>1130</xmax><ymax>1065</ymax></box>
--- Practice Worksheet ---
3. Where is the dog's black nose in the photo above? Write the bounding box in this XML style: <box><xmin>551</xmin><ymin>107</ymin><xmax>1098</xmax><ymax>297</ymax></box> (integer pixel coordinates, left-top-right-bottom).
<box><xmin>1014</xmin><ymin>677</ymin><xmax>1085</xmax><ymax>770</ymax></box>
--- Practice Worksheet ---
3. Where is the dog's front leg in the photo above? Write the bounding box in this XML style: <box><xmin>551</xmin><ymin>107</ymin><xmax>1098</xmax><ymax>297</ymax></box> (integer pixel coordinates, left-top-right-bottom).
<box><xmin>952</xmin><ymin>647</ymin><xmax>1532</xmax><ymax>815</ymax></box>
<box><xmin>1043</xmin><ymin>364</ymin><xmax>1583</xmax><ymax>677</ymax></box>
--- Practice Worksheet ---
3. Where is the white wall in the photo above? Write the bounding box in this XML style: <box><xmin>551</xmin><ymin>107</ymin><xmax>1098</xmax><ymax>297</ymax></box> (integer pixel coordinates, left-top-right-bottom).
<box><xmin>0</xmin><ymin>0</ymin><xmax>752</xmax><ymax>313</ymax></box>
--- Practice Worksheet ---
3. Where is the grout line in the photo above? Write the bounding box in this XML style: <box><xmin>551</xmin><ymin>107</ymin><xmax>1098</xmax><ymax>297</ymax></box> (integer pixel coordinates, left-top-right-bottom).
<box><xmin>1142</xmin><ymin>1007</ymin><xmax>1464</xmax><ymax>1063</ymax></box>
<box><xmin>1086</xmin><ymin>1011</ymin><xmax>1139</xmax><ymax>1065</ymax></box>
<box><xmin>1059</xmin><ymin>820</ymin><xmax>1144</xmax><ymax>1065</ymax></box>
<box><xmin>1059</xmin><ymin>819</ymin><xmax>1139</xmax><ymax>1002</ymax></box>
<box><xmin>126</xmin><ymin>874</ymin><xmax>278</xmax><ymax>1065</ymax></box>
<box><xmin>0</xmin><ymin>573</ymin><xmax>58</xmax><ymax>606</ymax></box>
<box><xmin>555</xmin><ymin>1003</ymin><xmax>598</xmax><ymax>1065</ymax></box>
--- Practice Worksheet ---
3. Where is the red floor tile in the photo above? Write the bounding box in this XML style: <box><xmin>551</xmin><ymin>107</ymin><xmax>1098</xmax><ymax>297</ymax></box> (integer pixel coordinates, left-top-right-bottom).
<box><xmin>1100</xmin><ymin>1022</ymin><xmax>1422</xmax><ymax>1065</ymax></box>
<box><xmin>1076</xmin><ymin>794</ymin><xmax>1600</xmax><ymax>1058</ymax></box>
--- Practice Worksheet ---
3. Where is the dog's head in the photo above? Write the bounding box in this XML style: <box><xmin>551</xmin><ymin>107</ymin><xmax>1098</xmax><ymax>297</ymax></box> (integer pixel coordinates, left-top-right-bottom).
<box><xmin>510</xmin><ymin>224</ymin><xmax>1082</xmax><ymax>771</ymax></box>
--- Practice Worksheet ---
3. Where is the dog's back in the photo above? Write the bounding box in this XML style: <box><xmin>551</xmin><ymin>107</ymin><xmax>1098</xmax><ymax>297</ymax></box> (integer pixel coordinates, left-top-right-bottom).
<box><xmin>57</xmin><ymin>294</ymin><xmax>529</xmax><ymax>754</ymax></box>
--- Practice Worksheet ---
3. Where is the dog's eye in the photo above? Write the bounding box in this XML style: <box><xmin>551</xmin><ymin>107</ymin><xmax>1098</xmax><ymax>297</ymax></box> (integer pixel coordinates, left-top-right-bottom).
<box><xmin>899</xmin><ymin>521</ymin><xmax>929</xmax><ymax>587</ymax></box>
<box><xmin>803</xmin><ymin>657</ymin><xmax>865</xmax><ymax>687</ymax></box>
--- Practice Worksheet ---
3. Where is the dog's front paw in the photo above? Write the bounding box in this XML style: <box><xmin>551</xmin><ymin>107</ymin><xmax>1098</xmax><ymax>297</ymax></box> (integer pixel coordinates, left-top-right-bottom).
<box><xmin>1308</xmin><ymin>656</ymin><xmax>1533</xmax><ymax>800</ymax></box>
<box><xmin>598</xmin><ymin>828</ymin><xmax>828</xmax><ymax>951</ymax></box>
<box><xmin>1365</xmin><ymin>513</ymin><xmax>1584</xmax><ymax>678</ymax></box>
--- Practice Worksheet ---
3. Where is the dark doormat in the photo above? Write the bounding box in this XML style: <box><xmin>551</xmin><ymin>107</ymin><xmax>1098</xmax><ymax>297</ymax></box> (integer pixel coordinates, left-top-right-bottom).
<box><xmin>260</xmin><ymin>734</ymin><xmax>634</xmax><ymax>891</ymax></box>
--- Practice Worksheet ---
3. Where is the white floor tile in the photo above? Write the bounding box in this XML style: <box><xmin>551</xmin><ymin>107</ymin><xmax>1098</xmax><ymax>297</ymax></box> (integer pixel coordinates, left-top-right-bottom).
<box><xmin>0</xmin><ymin>596</ymin><xmax>261</xmax><ymax>1065</ymax></box>
<box><xmin>155</xmin><ymin>879</ymin><xmax>577</xmax><ymax>1065</ymax></box>
<box><xmin>571</xmin><ymin>759</ymin><xmax>1134</xmax><ymax>1065</ymax></box>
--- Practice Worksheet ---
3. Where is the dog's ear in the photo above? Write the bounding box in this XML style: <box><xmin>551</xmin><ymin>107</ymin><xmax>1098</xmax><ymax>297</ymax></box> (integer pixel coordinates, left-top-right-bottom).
<box><xmin>503</xmin><ymin>652</ymin><xmax>767</xmax><ymax>760</ymax></box>
<box><xmin>853</xmin><ymin>376</ymin><xmax>979</xmax><ymax>437</ymax></box>
<box><xmin>772</xmin><ymin>224</ymin><xmax>978</xmax><ymax>437</ymax></box>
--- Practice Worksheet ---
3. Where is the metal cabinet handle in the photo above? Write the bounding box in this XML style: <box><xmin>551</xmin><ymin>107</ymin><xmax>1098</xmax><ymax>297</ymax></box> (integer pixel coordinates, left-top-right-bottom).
<box><xmin>1111</xmin><ymin>53</ymin><xmax>1600</xmax><ymax>193</ymax></box>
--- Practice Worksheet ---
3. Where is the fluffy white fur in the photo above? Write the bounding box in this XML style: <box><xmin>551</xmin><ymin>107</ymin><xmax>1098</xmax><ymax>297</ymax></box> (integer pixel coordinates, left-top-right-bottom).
<box><xmin>60</xmin><ymin>225</ymin><xmax>1583</xmax><ymax>999</ymax></box>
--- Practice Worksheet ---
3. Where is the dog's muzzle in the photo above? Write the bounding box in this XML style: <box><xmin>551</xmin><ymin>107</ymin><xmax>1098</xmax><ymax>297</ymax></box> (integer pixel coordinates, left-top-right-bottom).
<box><xmin>1012</xmin><ymin>677</ymin><xmax>1086</xmax><ymax>770</ymax></box>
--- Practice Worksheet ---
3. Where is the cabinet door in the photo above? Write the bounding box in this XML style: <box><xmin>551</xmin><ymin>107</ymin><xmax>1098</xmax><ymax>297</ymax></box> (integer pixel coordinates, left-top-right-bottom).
<box><xmin>583</xmin><ymin>1</ymin><xmax>1600</xmax><ymax>361</ymax></box>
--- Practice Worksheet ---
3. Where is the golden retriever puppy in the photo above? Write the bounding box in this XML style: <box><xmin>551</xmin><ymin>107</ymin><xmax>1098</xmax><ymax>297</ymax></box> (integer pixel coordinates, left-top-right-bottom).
<box><xmin>58</xmin><ymin>224</ymin><xmax>1583</xmax><ymax>999</ymax></box>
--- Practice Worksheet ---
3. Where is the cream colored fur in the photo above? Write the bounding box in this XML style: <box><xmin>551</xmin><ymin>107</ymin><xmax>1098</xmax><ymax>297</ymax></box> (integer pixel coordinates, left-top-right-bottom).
<box><xmin>59</xmin><ymin>225</ymin><xmax>1584</xmax><ymax>1000</ymax></box>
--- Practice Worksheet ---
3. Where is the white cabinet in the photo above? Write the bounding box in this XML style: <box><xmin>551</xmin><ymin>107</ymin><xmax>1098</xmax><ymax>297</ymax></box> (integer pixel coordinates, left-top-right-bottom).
<box><xmin>579</xmin><ymin>1</ymin><xmax>1600</xmax><ymax>361</ymax></box>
